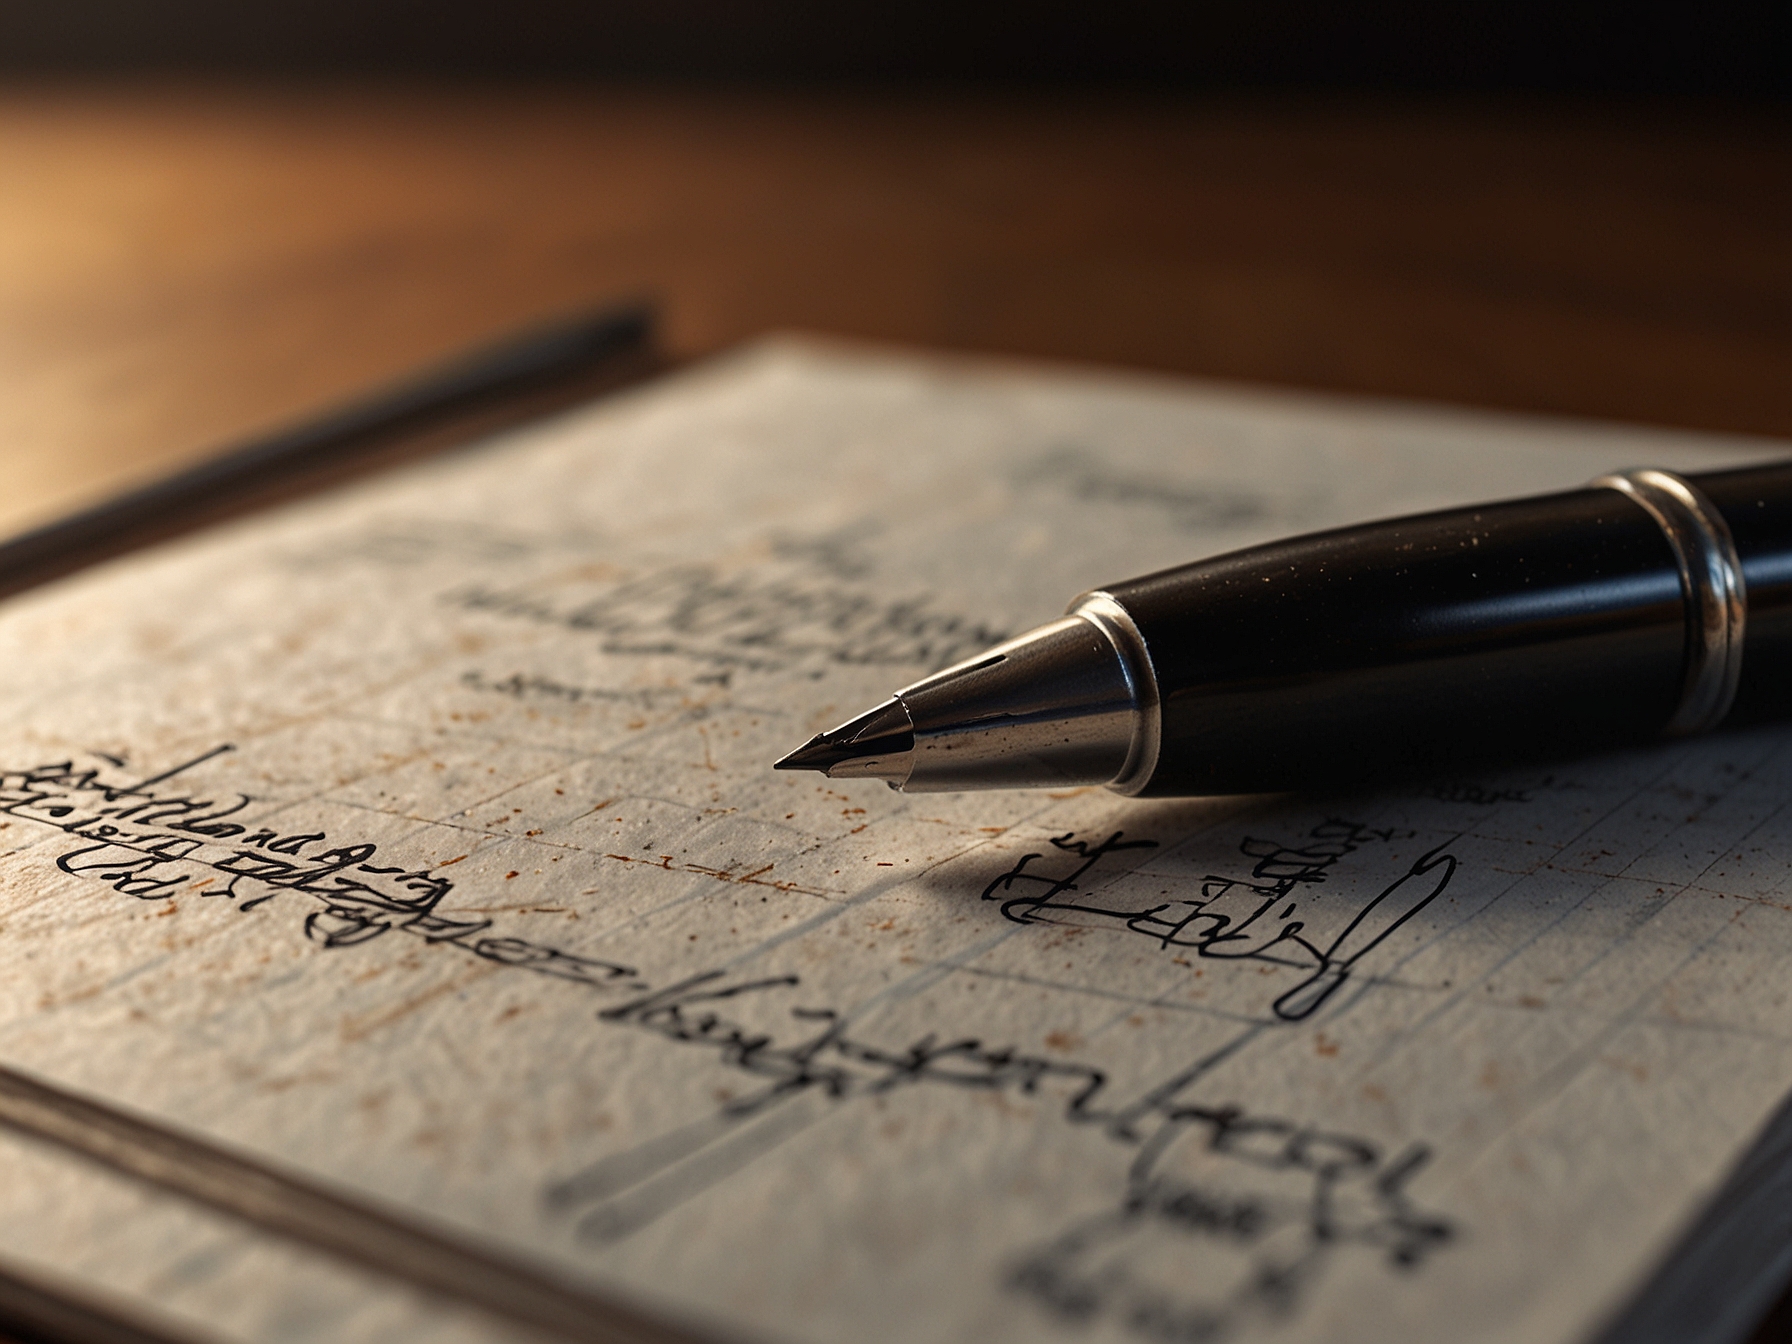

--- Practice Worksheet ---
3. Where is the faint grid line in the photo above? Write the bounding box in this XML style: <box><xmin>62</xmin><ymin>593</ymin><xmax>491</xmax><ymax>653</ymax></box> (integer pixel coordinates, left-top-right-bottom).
<box><xmin>965</xmin><ymin>963</ymin><xmax>1266</xmax><ymax>1028</ymax></box>
<box><xmin>1365</xmin><ymin>739</ymin><xmax>1792</xmax><ymax>1175</ymax></box>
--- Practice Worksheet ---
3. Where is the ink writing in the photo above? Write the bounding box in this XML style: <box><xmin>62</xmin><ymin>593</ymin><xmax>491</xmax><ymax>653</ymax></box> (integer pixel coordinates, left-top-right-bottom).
<box><xmin>0</xmin><ymin>753</ymin><xmax>640</xmax><ymax>991</ymax></box>
<box><xmin>444</xmin><ymin>561</ymin><xmax>1007</xmax><ymax>673</ymax></box>
<box><xmin>0</xmin><ymin>750</ymin><xmax>1458</xmax><ymax>1341</ymax></box>
<box><xmin>984</xmin><ymin>821</ymin><xmax>1458</xmax><ymax>1021</ymax></box>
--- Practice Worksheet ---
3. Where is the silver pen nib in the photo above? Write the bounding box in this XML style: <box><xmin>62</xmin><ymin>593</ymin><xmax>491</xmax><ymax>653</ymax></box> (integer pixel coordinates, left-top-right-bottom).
<box><xmin>772</xmin><ymin>601</ymin><xmax>1150</xmax><ymax>794</ymax></box>
<box><xmin>774</xmin><ymin>696</ymin><xmax>916</xmax><ymax>785</ymax></box>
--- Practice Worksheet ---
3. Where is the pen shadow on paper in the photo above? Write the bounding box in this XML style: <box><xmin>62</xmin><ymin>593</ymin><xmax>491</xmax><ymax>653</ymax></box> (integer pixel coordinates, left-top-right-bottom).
<box><xmin>543</xmin><ymin>784</ymin><xmax>1490</xmax><ymax>1343</ymax></box>
<box><xmin>937</xmin><ymin>725</ymin><xmax>1738</xmax><ymax>1041</ymax></box>
<box><xmin>546</xmin><ymin>729</ymin><xmax>1745</xmax><ymax>1341</ymax></box>
<box><xmin>954</xmin><ymin>790</ymin><xmax>1462</xmax><ymax>1026</ymax></box>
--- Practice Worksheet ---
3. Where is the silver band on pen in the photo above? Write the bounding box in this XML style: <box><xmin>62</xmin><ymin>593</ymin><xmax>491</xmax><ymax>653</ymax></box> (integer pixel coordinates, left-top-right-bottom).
<box><xmin>1069</xmin><ymin>591</ymin><xmax>1161</xmax><ymax>795</ymax></box>
<box><xmin>1592</xmin><ymin>468</ymin><xmax>1746</xmax><ymax>736</ymax></box>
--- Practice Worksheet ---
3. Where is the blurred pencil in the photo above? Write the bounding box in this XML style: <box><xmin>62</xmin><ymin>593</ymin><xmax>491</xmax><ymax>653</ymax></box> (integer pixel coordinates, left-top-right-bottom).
<box><xmin>0</xmin><ymin>299</ymin><xmax>656</xmax><ymax>601</ymax></box>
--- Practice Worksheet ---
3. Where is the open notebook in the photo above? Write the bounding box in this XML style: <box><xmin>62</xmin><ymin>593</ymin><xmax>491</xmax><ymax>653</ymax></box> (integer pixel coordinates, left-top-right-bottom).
<box><xmin>0</xmin><ymin>337</ymin><xmax>1787</xmax><ymax>1344</ymax></box>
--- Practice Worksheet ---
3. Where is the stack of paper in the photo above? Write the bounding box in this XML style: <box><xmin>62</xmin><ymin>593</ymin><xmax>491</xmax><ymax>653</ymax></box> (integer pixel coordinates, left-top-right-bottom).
<box><xmin>0</xmin><ymin>338</ymin><xmax>1783</xmax><ymax>1344</ymax></box>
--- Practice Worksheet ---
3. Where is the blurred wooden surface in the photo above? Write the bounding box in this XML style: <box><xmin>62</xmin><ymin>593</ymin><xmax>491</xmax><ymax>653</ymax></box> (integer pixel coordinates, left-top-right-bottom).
<box><xmin>0</xmin><ymin>84</ymin><xmax>1786</xmax><ymax>542</ymax></box>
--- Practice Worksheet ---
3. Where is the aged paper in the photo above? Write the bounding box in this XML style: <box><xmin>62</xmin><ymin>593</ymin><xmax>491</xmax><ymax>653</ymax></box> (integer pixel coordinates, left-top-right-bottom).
<box><xmin>0</xmin><ymin>337</ymin><xmax>1786</xmax><ymax>1344</ymax></box>
<box><xmin>0</xmin><ymin>1122</ymin><xmax>536</xmax><ymax>1344</ymax></box>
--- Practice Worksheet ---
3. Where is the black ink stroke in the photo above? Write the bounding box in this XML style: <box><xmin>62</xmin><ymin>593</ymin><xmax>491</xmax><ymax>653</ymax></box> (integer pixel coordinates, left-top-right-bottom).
<box><xmin>985</xmin><ymin>820</ymin><xmax>1459</xmax><ymax>1021</ymax></box>
<box><xmin>443</xmin><ymin>561</ymin><xmax>1007</xmax><ymax>674</ymax></box>
<box><xmin>0</xmin><ymin>751</ymin><xmax>1458</xmax><ymax>1341</ymax></box>
<box><xmin>564</xmin><ymin>964</ymin><xmax>1455</xmax><ymax>1339</ymax></box>
<box><xmin>0</xmin><ymin>756</ymin><xmax>639</xmax><ymax>990</ymax></box>
<box><xmin>1017</xmin><ymin>445</ymin><xmax>1279</xmax><ymax>533</ymax></box>
<box><xmin>1007</xmin><ymin>1108</ymin><xmax>1450</xmax><ymax>1341</ymax></box>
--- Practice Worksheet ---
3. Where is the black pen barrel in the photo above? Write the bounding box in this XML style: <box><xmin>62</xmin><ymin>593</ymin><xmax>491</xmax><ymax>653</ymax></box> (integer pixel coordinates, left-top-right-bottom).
<box><xmin>775</xmin><ymin>460</ymin><xmax>1792</xmax><ymax>797</ymax></box>
<box><xmin>1683</xmin><ymin>463</ymin><xmax>1792</xmax><ymax>726</ymax></box>
<box><xmin>1101</xmin><ymin>463</ymin><xmax>1792</xmax><ymax>796</ymax></box>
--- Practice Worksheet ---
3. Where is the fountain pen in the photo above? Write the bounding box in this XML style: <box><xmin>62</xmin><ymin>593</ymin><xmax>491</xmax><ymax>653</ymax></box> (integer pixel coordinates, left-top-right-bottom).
<box><xmin>774</xmin><ymin>463</ymin><xmax>1792</xmax><ymax>796</ymax></box>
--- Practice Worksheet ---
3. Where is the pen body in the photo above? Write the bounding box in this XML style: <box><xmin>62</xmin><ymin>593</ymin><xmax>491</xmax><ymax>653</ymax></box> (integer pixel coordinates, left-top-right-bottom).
<box><xmin>1102</xmin><ymin>463</ymin><xmax>1792</xmax><ymax>796</ymax></box>
<box><xmin>776</xmin><ymin>461</ymin><xmax>1792</xmax><ymax>796</ymax></box>
<box><xmin>1693</xmin><ymin>464</ymin><xmax>1792</xmax><ymax>725</ymax></box>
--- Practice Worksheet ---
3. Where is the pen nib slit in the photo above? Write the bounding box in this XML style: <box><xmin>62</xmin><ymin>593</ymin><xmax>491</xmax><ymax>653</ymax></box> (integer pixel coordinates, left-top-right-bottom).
<box><xmin>774</xmin><ymin>697</ymin><xmax>915</xmax><ymax>784</ymax></box>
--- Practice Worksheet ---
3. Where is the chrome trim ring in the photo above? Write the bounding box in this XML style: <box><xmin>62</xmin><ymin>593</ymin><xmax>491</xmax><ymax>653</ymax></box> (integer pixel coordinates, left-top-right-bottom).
<box><xmin>1070</xmin><ymin>590</ymin><xmax>1162</xmax><ymax>794</ymax></box>
<box><xmin>1592</xmin><ymin>468</ymin><xmax>1746</xmax><ymax>736</ymax></box>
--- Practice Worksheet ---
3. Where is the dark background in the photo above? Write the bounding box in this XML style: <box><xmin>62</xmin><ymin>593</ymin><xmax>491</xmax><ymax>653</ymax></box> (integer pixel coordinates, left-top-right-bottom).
<box><xmin>0</xmin><ymin>0</ymin><xmax>1783</xmax><ymax>96</ymax></box>
<box><xmin>0</xmin><ymin>1</ymin><xmax>1786</xmax><ymax>535</ymax></box>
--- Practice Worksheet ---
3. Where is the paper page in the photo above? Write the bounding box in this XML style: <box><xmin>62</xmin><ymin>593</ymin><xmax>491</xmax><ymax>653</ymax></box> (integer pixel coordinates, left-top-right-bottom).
<box><xmin>0</xmin><ymin>1122</ymin><xmax>542</xmax><ymax>1344</ymax></box>
<box><xmin>0</xmin><ymin>337</ymin><xmax>1785</xmax><ymax>1344</ymax></box>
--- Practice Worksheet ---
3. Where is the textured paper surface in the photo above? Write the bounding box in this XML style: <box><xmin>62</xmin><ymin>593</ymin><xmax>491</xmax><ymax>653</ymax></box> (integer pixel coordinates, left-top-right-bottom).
<box><xmin>0</xmin><ymin>1123</ymin><xmax>540</xmax><ymax>1344</ymax></box>
<box><xmin>0</xmin><ymin>338</ymin><xmax>1786</xmax><ymax>1344</ymax></box>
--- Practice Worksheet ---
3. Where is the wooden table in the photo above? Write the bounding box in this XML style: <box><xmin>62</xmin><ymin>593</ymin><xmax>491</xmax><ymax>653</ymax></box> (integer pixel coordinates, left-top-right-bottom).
<box><xmin>0</xmin><ymin>84</ymin><xmax>1787</xmax><ymax>540</ymax></box>
<box><xmin>0</xmin><ymin>81</ymin><xmax>1788</xmax><ymax>1344</ymax></box>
